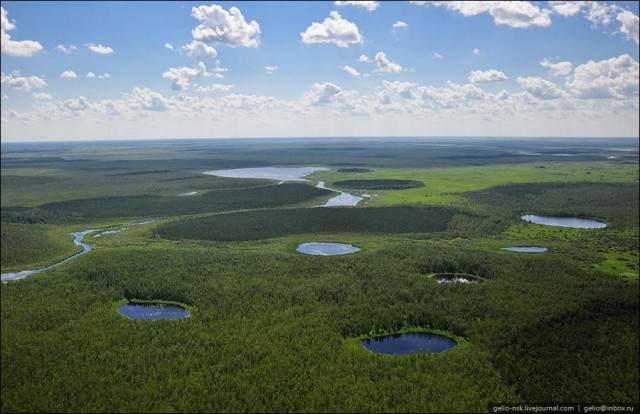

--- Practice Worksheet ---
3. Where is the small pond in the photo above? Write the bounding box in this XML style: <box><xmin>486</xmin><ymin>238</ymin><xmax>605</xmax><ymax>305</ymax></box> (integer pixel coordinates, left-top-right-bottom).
<box><xmin>360</xmin><ymin>332</ymin><xmax>458</xmax><ymax>354</ymax></box>
<box><xmin>179</xmin><ymin>191</ymin><xmax>198</xmax><ymax>196</ymax></box>
<box><xmin>203</xmin><ymin>166</ymin><xmax>328</xmax><ymax>182</ymax></box>
<box><xmin>433</xmin><ymin>273</ymin><xmax>480</xmax><ymax>284</ymax></box>
<box><xmin>501</xmin><ymin>246</ymin><xmax>548</xmax><ymax>253</ymax></box>
<box><xmin>118</xmin><ymin>302</ymin><xmax>190</xmax><ymax>320</ymax></box>
<box><xmin>296</xmin><ymin>242</ymin><xmax>360</xmax><ymax>255</ymax></box>
<box><xmin>521</xmin><ymin>214</ymin><xmax>607</xmax><ymax>229</ymax></box>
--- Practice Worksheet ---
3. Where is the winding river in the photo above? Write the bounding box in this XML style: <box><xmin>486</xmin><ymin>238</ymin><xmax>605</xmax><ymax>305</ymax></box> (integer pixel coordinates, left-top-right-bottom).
<box><xmin>1</xmin><ymin>230</ymin><xmax>97</xmax><ymax>282</ymax></box>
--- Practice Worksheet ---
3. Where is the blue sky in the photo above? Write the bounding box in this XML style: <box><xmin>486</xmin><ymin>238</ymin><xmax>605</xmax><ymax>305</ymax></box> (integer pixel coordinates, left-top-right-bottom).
<box><xmin>1</xmin><ymin>1</ymin><xmax>638</xmax><ymax>141</ymax></box>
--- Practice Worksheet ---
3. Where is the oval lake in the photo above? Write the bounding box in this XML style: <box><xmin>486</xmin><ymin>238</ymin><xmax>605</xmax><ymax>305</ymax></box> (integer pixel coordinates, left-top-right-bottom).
<box><xmin>360</xmin><ymin>332</ymin><xmax>458</xmax><ymax>354</ymax></box>
<box><xmin>296</xmin><ymin>242</ymin><xmax>360</xmax><ymax>255</ymax></box>
<box><xmin>118</xmin><ymin>302</ymin><xmax>190</xmax><ymax>320</ymax></box>
<box><xmin>501</xmin><ymin>246</ymin><xmax>548</xmax><ymax>253</ymax></box>
<box><xmin>434</xmin><ymin>274</ymin><xmax>479</xmax><ymax>284</ymax></box>
<box><xmin>521</xmin><ymin>215</ymin><xmax>607</xmax><ymax>229</ymax></box>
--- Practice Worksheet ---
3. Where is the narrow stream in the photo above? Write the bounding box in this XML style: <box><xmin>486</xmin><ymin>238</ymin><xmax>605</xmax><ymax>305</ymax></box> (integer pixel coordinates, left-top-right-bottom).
<box><xmin>1</xmin><ymin>230</ymin><xmax>98</xmax><ymax>282</ymax></box>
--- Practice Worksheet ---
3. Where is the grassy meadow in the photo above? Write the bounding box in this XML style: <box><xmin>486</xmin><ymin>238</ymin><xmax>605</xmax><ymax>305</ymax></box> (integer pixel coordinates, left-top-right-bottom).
<box><xmin>1</xmin><ymin>138</ymin><xmax>638</xmax><ymax>412</ymax></box>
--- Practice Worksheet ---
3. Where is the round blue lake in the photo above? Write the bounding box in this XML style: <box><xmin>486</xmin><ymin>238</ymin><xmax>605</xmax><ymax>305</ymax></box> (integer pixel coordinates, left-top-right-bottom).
<box><xmin>360</xmin><ymin>332</ymin><xmax>458</xmax><ymax>354</ymax></box>
<box><xmin>118</xmin><ymin>302</ymin><xmax>190</xmax><ymax>320</ymax></box>
<box><xmin>296</xmin><ymin>242</ymin><xmax>360</xmax><ymax>255</ymax></box>
<box><xmin>521</xmin><ymin>215</ymin><xmax>606</xmax><ymax>229</ymax></box>
<box><xmin>501</xmin><ymin>246</ymin><xmax>548</xmax><ymax>253</ymax></box>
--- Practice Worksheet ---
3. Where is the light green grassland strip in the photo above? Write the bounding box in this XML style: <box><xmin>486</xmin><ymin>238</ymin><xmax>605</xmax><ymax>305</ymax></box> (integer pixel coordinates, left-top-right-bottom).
<box><xmin>311</xmin><ymin>161</ymin><xmax>638</xmax><ymax>206</ymax></box>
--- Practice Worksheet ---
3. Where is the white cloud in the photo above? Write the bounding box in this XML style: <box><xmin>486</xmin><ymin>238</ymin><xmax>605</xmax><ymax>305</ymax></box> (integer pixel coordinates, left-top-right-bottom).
<box><xmin>539</xmin><ymin>58</ymin><xmax>573</xmax><ymax>76</ymax></box>
<box><xmin>162</xmin><ymin>62</ymin><xmax>210</xmax><ymax>91</ymax></box>
<box><xmin>393</xmin><ymin>21</ymin><xmax>408</xmax><ymax>29</ymax></box>
<box><xmin>55</xmin><ymin>44</ymin><xmax>77</xmax><ymax>54</ymax></box>
<box><xmin>340</xmin><ymin>65</ymin><xmax>361</xmax><ymax>77</ymax></box>
<box><xmin>86</xmin><ymin>43</ymin><xmax>114</xmax><ymax>54</ymax></box>
<box><xmin>127</xmin><ymin>87</ymin><xmax>169</xmax><ymax>111</ymax></box>
<box><xmin>194</xmin><ymin>83</ymin><xmax>235</xmax><ymax>92</ymax></box>
<box><xmin>374</xmin><ymin>52</ymin><xmax>402</xmax><ymax>73</ymax></box>
<box><xmin>265</xmin><ymin>65</ymin><xmax>278</xmax><ymax>74</ymax></box>
<box><xmin>472</xmin><ymin>48</ymin><xmax>481</xmax><ymax>55</ymax></box>
<box><xmin>517</xmin><ymin>77</ymin><xmax>568</xmax><ymax>99</ymax></box>
<box><xmin>87</xmin><ymin>72</ymin><xmax>111</xmax><ymax>79</ymax></box>
<box><xmin>1</xmin><ymin>7</ymin><xmax>43</xmax><ymax>57</ymax></box>
<box><xmin>566</xmin><ymin>54</ymin><xmax>639</xmax><ymax>99</ymax></box>
<box><xmin>430</xmin><ymin>1</ymin><xmax>551</xmax><ymax>29</ymax></box>
<box><xmin>190</xmin><ymin>4</ymin><xmax>260</xmax><ymax>48</ymax></box>
<box><xmin>32</xmin><ymin>92</ymin><xmax>53</xmax><ymax>100</ymax></box>
<box><xmin>468</xmin><ymin>69</ymin><xmax>508</xmax><ymax>83</ymax></box>
<box><xmin>301</xmin><ymin>11</ymin><xmax>363</xmax><ymax>48</ymax></box>
<box><xmin>60</xmin><ymin>71</ymin><xmax>78</xmax><ymax>79</ymax></box>
<box><xmin>1</xmin><ymin>71</ymin><xmax>46</xmax><ymax>90</ymax></box>
<box><xmin>183</xmin><ymin>40</ymin><xmax>217</xmax><ymax>59</ymax></box>
<box><xmin>164</xmin><ymin>43</ymin><xmax>174</xmax><ymax>50</ymax></box>
<box><xmin>550</xmin><ymin>1</ymin><xmax>586</xmax><ymax>17</ymax></box>
<box><xmin>617</xmin><ymin>11</ymin><xmax>639</xmax><ymax>45</ymax></box>
<box><xmin>586</xmin><ymin>2</ymin><xmax>619</xmax><ymax>27</ymax></box>
<box><xmin>334</xmin><ymin>1</ymin><xmax>379</xmax><ymax>12</ymax></box>
<box><xmin>359</xmin><ymin>54</ymin><xmax>369</xmax><ymax>62</ymax></box>
<box><xmin>434</xmin><ymin>52</ymin><xmax>443</xmax><ymax>59</ymax></box>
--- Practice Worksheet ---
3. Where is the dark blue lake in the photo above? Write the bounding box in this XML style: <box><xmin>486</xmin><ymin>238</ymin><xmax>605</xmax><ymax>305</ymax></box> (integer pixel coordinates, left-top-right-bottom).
<box><xmin>360</xmin><ymin>332</ymin><xmax>458</xmax><ymax>354</ymax></box>
<box><xmin>118</xmin><ymin>303</ymin><xmax>190</xmax><ymax>320</ymax></box>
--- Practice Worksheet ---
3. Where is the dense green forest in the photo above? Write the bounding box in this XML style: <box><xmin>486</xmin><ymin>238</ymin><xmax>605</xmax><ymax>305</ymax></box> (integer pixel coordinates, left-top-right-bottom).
<box><xmin>1</xmin><ymin>138</ymin><xmax>638</xmax><ymax>413</ymax></box>
<box><xmin>333</xmin><ymin>179</ymin><xmax>425</xmax><ymax>190</ymax></box>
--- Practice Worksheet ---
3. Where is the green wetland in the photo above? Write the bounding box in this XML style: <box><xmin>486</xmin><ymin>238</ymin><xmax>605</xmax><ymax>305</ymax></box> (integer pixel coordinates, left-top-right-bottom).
<box><xmin>1</xmin><ymin>137</ymin><xmax>638</xmax><ymax>412</ymax></box>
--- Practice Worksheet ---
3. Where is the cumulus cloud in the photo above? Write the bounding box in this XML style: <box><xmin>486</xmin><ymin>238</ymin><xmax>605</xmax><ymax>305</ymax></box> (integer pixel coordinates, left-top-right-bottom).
<box><xmin>550</xmin><ymin>1</ymin><xmax>586</xmax><ymax>17</ymax></box>
<box><xmin>1</xmin><ymin>7</ymin><xmax>43</xmax><ymax>57</ymax></box>
<box><xmin>434</xmin><ymin>52</ymin><xmax>444</xmax><ymax>59</ymax></box>
<box><xmin>566</xmin><ymin>54</ymin><xmax>639</xmax><ymax>99</ymax></box>
<box><xmin>194</xmin><ymin>83</ymin><xmax>235</xmax><ymax>92</ymax></box>
<box><xmin>55</xmin><ymin>44</ymin><xmax>77</xmax><ymax>54</ymax></box>
<box><xmin>301</xmin><ymin>11</ymin><xmax>363</xmax><ymax>48</ymax></box>
<box><xmin>393</xmin><ymin>21</ymin><xmax>408</xmax><ymax>29</ymax></box>
<box><xmin>31</xmin><ymin>92</ymin><xmax>53</xmax><ymax>101</ymax></box>
<box><xmin>162</xmin><ymin>62</ymin><xmax>210</xmax><ymax>91</ymax></box>
<box><xmin>334</xmin><ymin>1</ymin><xmax>379</xmax><ymax>12</ymax></box>
<box><xmin>468</xmin><ymin>69</ymin><xmax>508</xmax><ymax>83</ymax></box>
<box><xmin>60</xmin><ymin>71</ymin><xmax>78</xmax><ymax>79</ymax></box>
<box><xmin>265</xmin><ymin>65</ymin><xmax>278</xmax><ymax>74</ymax></box>
<box><xmin>86</xmin><ymin>72</ymin><xmax>111</xmax><ymax>79</ymax></box>
<box><xmin>539</xmin><ymin>58</ymin><xmax>573</xmax><ymax>76</ymax></box>
<box><xmin>1</xmin><ymin>71</ymin><xmax>46</xmax><ymax>90</ymax></box>
<box><xmin>340</xmin><ymin>65</ymin><xmax>361</xmax><ymax>77</ymax></box>
<box><xmin>183</xmin><ymin>40</ymin><xmax>217</xmax><ymax>60</ymax></box>
<box><xmin>359</xmin><ymin>54</ymin><xmax>369</xmax><ymax>62</ymax></box>
<box><xmin>429</xmin><ymin>1</ymin><xmax>551</xmax><ymax>29</ymax></box>
<box><xmin>585</xmin><ymin>2</ymin><xmax>619</xmax><ymax>27</ymax></box>
<box><xmin>517</xmin><ymin>77</ymin><xmax>568</xmax><ymax>99</ymax></box>
<box><xmin>87</xmin><ymin>43</ymin><xmax>114</xmax><ymax>54</ymax></box>
<box><xmin>190</xmin><ymin>4</ymin><xmax>260</xmax><ymax>48</ymax></box>
<box><xmin>617</xmin><ymin>11</ymin><xmax>639</xmax><ymax>44</ymax></box>
<box><xmin>374</xmin><ymin>52</ymin><xmax>402</xmax><ymax>73</ymax></box>
<box><xmin>164</xmin><ymin>43</ymin><xmax>174</xmax><ymax>50</ymax></box>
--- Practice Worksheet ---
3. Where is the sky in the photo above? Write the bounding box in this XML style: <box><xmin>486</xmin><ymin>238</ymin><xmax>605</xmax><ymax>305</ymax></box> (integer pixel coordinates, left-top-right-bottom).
<box><xmin>1</xmin><ymin>1</ymin><xmax>639</xmax><ymax>142</ymax></box>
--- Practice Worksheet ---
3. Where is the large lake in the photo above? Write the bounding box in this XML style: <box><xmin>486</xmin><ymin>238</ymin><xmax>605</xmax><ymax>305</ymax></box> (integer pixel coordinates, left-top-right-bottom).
<box><xmin>203</xmin><ymin>166</ymin><xmax>328</xmax><ymax>182</ymax></box>
<box><xmin>296</xmin><ymin>242</ymin><xmax>360</xmax><ymax>255</ymax></box>
<box><xmin>521</xmin><ymin>215</ymin><xmax>607</xmax><ymax>229</ymax></box>
<box><xmin>360</xmin><ymin>332</ymin><xmax>458</xmax><ymax>354</ymax></box>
